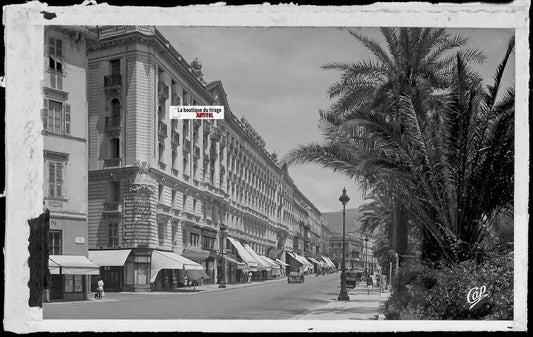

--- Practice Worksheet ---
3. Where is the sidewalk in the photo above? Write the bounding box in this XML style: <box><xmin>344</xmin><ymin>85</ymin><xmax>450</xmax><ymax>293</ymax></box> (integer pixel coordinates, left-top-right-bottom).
<box><xmin>297</xmin><ymin>283</ymin><xmax>390</xmax><ymax>320</ymax></box>
<box><xmin>112</xmin><ymin>277</ymin><xmax>289</xmax><ymax>296</ymax></box>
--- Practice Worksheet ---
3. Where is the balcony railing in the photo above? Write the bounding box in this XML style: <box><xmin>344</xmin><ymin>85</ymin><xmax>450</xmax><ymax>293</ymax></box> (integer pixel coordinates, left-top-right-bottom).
<box><xmin>158</xmin><ymin>122</ymin><xmax>168</xmax><ymax>138</ymax></box>
<box><xmin>104</xmin><ymin>74</ymin><xmax>122</xmax><ymax>88</ymax></box>
<box><xmin>171</xmin><ymin>131</ymin><xmax>180</xmax><ymax>147</ymax></box>
<box><xmin>158</xmin><ymin>81</ymin><xmax>169</xmax><ymax>102</ymax></box>
<box><xmin>104</xmin><ymin>157</ymin><xmax>121</xmax><ymax>167</ymax></box>
<box><xmin>98</xmin><ymin>25</ymin><xmax>154</xmax><ymax>38</ymax></box>
<box><xmin>105</xmin><ymin>115</ymin><xmax>121</xmax><ymax>128</ymax></box>
<box><xmin>103</xmin><ymin>201</ymin><xmax>122</xmax><ymax>213</ymax></box>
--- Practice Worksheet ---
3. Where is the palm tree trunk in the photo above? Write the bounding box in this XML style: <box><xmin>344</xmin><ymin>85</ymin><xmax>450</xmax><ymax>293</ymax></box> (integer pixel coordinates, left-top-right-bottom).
<box><xmin>391</xmin><ymin>201</ymin><xmax>409</xmax><ymax>265</ymax></box>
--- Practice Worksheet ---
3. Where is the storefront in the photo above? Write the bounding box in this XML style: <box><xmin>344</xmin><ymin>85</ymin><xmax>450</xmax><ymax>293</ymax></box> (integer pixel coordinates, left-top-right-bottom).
<box><xmin>150</xmin><ymin>250</ymin><xmax>204</xmax><ymax>291</ymax></box>
<box><xmin>226</xmin><ymin>236</ymin><xmax>259</xmax><ymax>278</ymax></box>
<box><xmin>48</xmin><ymin>255</ymin><xmax>100</xmax><ymax>301</ymax></box>
<box><xmin>88</xmin><ymin>249</ymin><xmax>132</xmax><ymax>292</ymax></box>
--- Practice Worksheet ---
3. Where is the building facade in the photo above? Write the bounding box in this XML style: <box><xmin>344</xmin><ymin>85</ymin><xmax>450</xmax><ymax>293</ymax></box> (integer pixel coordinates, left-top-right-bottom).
<box><xmin>85</xmin><ymin>26</ymin><xmax>330</xmax><ymax>291</ymax></box>
<box><xmin>42</xmin><ymin>26</ymin><xmax>99</xmax><ymax>301</ymax></box>
<box><xmin>329</xmin><ymin>232</ymin><xmax>376</xmax><ymax>274</ymax></box>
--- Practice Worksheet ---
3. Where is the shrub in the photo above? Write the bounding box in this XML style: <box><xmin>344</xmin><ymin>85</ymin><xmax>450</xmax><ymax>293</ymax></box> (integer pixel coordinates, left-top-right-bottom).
<box><xmin>384</xmin><ymin>250</ymin><xmax>513</xmax><ymax>320</ymax></box>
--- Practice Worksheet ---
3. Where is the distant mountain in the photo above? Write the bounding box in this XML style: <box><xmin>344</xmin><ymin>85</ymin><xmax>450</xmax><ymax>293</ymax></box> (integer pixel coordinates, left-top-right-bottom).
<box><xmin>322</xmin><ymin>208</ymin><xmax>364</xmax><ymax>234</ymax></box>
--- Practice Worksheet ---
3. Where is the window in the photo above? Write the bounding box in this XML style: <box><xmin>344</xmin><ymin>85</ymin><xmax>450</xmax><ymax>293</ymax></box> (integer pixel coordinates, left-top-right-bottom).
<box><xmin>43</xmin><ymin>99</ymin><xmax>70</xmax><ymax>135</ymax></box>
<box><xmin>171</xmin><ymin>189</ymin><xmax>176</xmax><ymax>208</ymax></box>
<box><xmin>171</xmin><ymin>151</ymin><xmax>177</xmax><ymax>170</ymax></box>
<box><xmin>202</xmin><ymin>236</ymin><xmax>215</xmax><ymax>250</ymax></box>
<box><xmin>189</xmin><ymin>232</ymin><xmax>200</xmax><ymax>247</ymax></box>
<box><xmin>110</xmin><ymin>59</ymin><xmax>120</xmax><ymax>75</ymax></box>
<box><xmin>109</xmin><ymin>138</ymin><xmax>120</xmax><ymax>158</ymax></box>
<box><xmin>158</xmin><ymin>143</ymin><xmax>164</xmax><ymax>162</ymax></box>
<box><xmin>64</xmin><ymin>274</ymin><xmax>83</xmax><ymax>293</ymax></box>
<box><xmin>108</xmin><ymin>223</ymin><xmax>118</xmax><ymax>247</ymax></box>
<box><xmin>172</xmin><ymin>224</ymin><xmax>177</xmax><ymax>246</ymax></box>
<box><xmin>108</xmin><ymin>181</ymin><xmax>120</xmax><ymax>202</ymax></box>
<box><xmin>193</xmin><ymin>198</ymin><xmax>197</xmax><ymax>215</ymax></box>
<box><xmin>158</xmin><ymin>184</ymin><xmax>163</xmax><ymax>203</ymax></box>
<box><xmin>111</xmin><ymin>99</ymin><xmax>120</xmax><ymax>116</ymax></box>
<box><xmin>183</xmin><ymin>194</ymin><xmax>188</xmax><ymax>211</ymax></box>
<box><xmin>48</xmin><ymin>161</ymin><xmax>64</xmax><ymax>198</ymax></box>
<box><xmin>49</xmin><ymin>230</ymin><xmax>62</xmax><ymax>255</ymax></box>
<box><xmin>48</xmin><ymin>38</ymin><xmax>63</xmax><ymax>90</ymax></box>
<box><xmin>158</xmin><ymin>222</ymin><xmax>165</xmax><ymax>245</ymax></box>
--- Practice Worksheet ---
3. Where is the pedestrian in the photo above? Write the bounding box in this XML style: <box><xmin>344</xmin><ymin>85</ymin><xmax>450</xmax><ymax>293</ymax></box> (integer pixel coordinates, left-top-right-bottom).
<box><xmin>184</xmin><ymin>273</ymin><xmax>189</xmax><ymax>287</ymax></box>
<box><xmin>248</xmin><ymin>271</ymin><xmax>252</xmax><ymax>283</ymax></box>
<box><xmin>97</xmin><ymin>277</ymin><xmax>104</xmax><ymax>299</ymax></box>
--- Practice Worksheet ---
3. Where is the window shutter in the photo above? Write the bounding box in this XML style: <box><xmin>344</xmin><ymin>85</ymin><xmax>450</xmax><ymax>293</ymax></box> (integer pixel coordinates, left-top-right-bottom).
<box><xmin>56</xmin><ymin>163</ymin><xmax>63</xmax><ymax>197</ymax></box>
<box><xmin>42</xmin><ymin>99</ymin><xmax>48</xmax><ymax>130</ymax></box>
<box><xmin>49</xmin><ymin>38</ymin><xmax>55</xmax><ymax>56</ymax></box>
<box><xmin>64</xmin><ymin>104</ymin><xmax>71</xmax><ymax>135</ymax></box>
<box><xmin>49</xmin><ymin>162</ymin><xmax>55</xmax><ymax>197</ymax></box>
<box><xmin>57</xmin><ymin>71</ymin><xmax>63</xmax><ymax>90</ymax></box>
<box><xmin>56</xmin><ymin>39</ymin><xmax>63</xmax><ymax>58</ymax></box>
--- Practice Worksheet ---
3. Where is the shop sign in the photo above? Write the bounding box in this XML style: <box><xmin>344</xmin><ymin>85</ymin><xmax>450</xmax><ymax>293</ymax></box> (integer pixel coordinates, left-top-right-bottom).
<box><xmin>75</xmin><ymin>237</ymin><xmax>85</xmax><ymax>244</ymax></box>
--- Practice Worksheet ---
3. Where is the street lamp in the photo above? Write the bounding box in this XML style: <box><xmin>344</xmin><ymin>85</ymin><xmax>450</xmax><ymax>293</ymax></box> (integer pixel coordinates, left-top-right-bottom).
<box><xmin>337</xmin><ymin>187</ymin><xmax>350</xmax><ymax>301</ymax></box>
<box><xmin>219</xmin><ymin>223</ymin><xmax>227</xmax><ymax>288</ymax></box>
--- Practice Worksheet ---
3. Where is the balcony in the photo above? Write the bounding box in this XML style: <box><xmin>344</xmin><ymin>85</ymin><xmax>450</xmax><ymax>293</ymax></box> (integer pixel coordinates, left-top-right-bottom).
<box><xmin>171</xmin><ymin>131</ymin><xmax>180</xmax><ymax>147</ymax></box>
<box><xmin>105</xmin><ymin>115</ymin><xmax>121</xmax><ymax>136</ymax></box>
<box><xmin>171</xmin><ymin>93</ymin><xmax>182</xmax><ymax>106</ymax></box>
<box><xmin>158</xmin><ymin>81</ymin><xmax>169</xmax><ymax>102</ymax></box>
<box><xmin>103</xmin><ymin>201</ymin><xmax>122</xmax><ymax>213</ymax></box>
<box><xmin>103</xmin><ymin>74</ymin><xmax>122</xmax><ymax>96</ymax></box>
<box><xmin>104</xmin><ymin>157</ymin><xmax>121</xmax><ymax>168</ymax></box>
<box><xmin>104</xmin><ymin>74</ymin><xmax>121</xmax><ymax>88</ymax></box>
<box><xmin>193</xmin><ymin>145</ymin><xmax>201</xmax><ymax>159</ymax></box>
<box><xmin>158</xmin><ymin>122</ymin><xmax>168</xmax><ymax>139</ymax></box>
<box><xmin>98</xmin><ymin>25</ymin><xmax>154</xmax><ymax>39</ymax></box>
<box><xmin>183</xmin><ymin>138</ymin><xmax>191</xmax><ymax>152</ymax></box>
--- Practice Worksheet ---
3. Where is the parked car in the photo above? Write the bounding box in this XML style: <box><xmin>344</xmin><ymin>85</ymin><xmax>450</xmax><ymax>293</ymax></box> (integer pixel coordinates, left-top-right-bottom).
<box><xmin>345</xmin><ymin>270</ymin><xmax>357</xmax><ymax>288</ymax></box>
<box><xmin>288</xmin><ymin>271</ymin><xmax>305</xmax><ymax>284</ymax></box>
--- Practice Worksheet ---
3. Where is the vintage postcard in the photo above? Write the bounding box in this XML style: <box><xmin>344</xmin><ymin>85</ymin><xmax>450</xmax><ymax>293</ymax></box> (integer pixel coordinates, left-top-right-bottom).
<box><xmin>3</xmin><ymin>0</ymin><xmax>529</xmax><ymax>332</ymax></box>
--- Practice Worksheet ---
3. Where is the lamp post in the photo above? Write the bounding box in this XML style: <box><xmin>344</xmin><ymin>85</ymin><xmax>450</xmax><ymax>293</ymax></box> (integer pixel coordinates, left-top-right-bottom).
<box><xmin>219</xmin><ymin>223</ymin><xmax>227</xmax><ymax>288</ymax></box>
<box><xmin>337</xmin><ymin>187</ymin><xmax>350</xmax><ymax>301</ymax></box>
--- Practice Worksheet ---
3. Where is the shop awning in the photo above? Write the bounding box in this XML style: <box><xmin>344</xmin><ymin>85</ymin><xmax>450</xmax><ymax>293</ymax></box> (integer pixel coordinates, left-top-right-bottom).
<box><xmin>181</xmin><ymin>248</ymin><xmax>211</xmax><ymax>262</ymax></box>
<box><xmin>150</xmin><ymin>250</ymin><xmax>203</xmax><ymax>283</ymax></box>
<box><xmin>49</xmin><ymin>255</ymin><xmax>100</xmax><ymax>275</ymax></box>
<box><xmin>218</xmin><ymin>254</ymin><xmax>246</xmax><ymax>267</ymax></box>
<box><xmin>258</xmin><ymin>255</ymin><xmax>280</xmax><ymax>269</ymax></box>
<box><xmin>267</xmin><ymin>248</ymin><xmax>283</xmax><ymax>260</ymax></box>
<box><xmin>293</xmin><ymin>252</ymin><xmax>313</xmax><ymax>267</ymax></box>
<box><xmin>227</xmin><ymin>237</ymin><xmax>258</xmax><ymax>269</ymax></box>
<box><xmin>286</xmin><ymin>251</ymin><xmax>303</xmax><ymax>266</ymax></box>
<box><xmin>322</xmin><ymin>256</ymin><xmax>336</xmax><ymax>268</ymax></box>
<box><xmin>242</xmin><ymin>243</ymin><xmax>270</xmax><ymax>270</ymax></box>
<box><xmin>275</xmin><ymin>258</ymin><xmax>290</xmax><ymax>267</ymax></box>
<box><xmin>88</xmin><ymin>249</ymin><xmax>132</xmax><ymax>267</ymax></box>
<box><xmin>186</xmin><ymin>269</ymin><xmax>210</xmax><ymax>281</ymax></box>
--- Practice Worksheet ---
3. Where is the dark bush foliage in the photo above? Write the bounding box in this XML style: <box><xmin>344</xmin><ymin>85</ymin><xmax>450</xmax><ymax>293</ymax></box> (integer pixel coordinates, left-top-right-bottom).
<box><xmin>385</xmin><ymin>249</ymin><xmax>513</xmax><ymax>320</ymax></box>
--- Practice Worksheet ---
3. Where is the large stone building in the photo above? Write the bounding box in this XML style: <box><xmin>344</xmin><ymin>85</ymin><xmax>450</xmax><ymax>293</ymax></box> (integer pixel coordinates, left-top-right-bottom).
<box><xmin>85</xmin><ymin>26</ymin><xmax>331</xmax><ymax>291</ymax></box>
<box><xmin>329</xmin><ymin>232</ymin><xmax>376</xmax><ymax>274</ymax></box>
<box><xmin>42</xmin><ymin>26</ymin><xmax>100</xmax><ymax>301</ymax></box>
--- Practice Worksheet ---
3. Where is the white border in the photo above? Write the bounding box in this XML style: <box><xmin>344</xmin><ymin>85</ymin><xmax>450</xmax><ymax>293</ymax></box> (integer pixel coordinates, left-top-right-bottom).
<box><xmin>3</xmin><ymin>1</ymin><xmax>529</xmax><ymax>332</ymax></box>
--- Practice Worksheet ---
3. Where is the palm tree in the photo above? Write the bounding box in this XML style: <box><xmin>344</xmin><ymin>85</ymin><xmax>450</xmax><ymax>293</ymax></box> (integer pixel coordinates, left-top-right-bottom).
<box><xmin>284</xmin><ymin>28</ymin><xmax>514</xmax><ymax>264</ymax></box>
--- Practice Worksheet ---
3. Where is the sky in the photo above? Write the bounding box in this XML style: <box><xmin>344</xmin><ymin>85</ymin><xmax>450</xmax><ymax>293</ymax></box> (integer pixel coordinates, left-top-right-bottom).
<box><xmin>158</xmin><ymin>26</ymin><xmax>515</xmax><ymax>213</ymax></box>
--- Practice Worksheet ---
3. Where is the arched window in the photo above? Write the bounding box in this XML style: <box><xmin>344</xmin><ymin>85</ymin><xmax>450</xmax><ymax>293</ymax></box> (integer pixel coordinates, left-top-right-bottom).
<box><xmin>111</xmin><ymin>99</ymin><xmax>120</xmax><ymax>116</ymax></box>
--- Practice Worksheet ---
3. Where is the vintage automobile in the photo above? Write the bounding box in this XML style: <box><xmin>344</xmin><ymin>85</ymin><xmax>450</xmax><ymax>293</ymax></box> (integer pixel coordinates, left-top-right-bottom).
<box><xmin>287</xmin><ymin>271</ymin><xmax>305</xmax><ymax>284</ymax></box>
<box><xmin>345</xmin><ymin>270</ymin><xmax>358</xmax><ymax>288</ymax></box>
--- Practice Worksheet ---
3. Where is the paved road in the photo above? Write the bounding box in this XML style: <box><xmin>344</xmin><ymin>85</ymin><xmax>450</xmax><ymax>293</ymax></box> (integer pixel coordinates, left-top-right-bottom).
<box><xmin>44</xmin><ymin>273</ymin><xmax>343</xmax><ymax>320</ymax></box>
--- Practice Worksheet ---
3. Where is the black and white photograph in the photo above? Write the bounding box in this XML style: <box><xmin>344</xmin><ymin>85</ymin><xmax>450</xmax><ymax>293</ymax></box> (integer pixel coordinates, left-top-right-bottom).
<box><xmin>3</xmin><ymin>1</ymin><xmax>529</xmax><ymax>333</ymax></box>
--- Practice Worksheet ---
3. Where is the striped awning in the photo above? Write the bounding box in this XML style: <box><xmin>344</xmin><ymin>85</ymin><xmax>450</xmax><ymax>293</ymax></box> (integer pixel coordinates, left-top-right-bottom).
<box><xmin>227</xmin><ymin>237</ymin><xmax>258</xmax><ymax>270</ymax></box>
<box><xmin>49</xmin><ymin>255</ymin><xmax>100</xmax><ymax>275</ymax></box>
